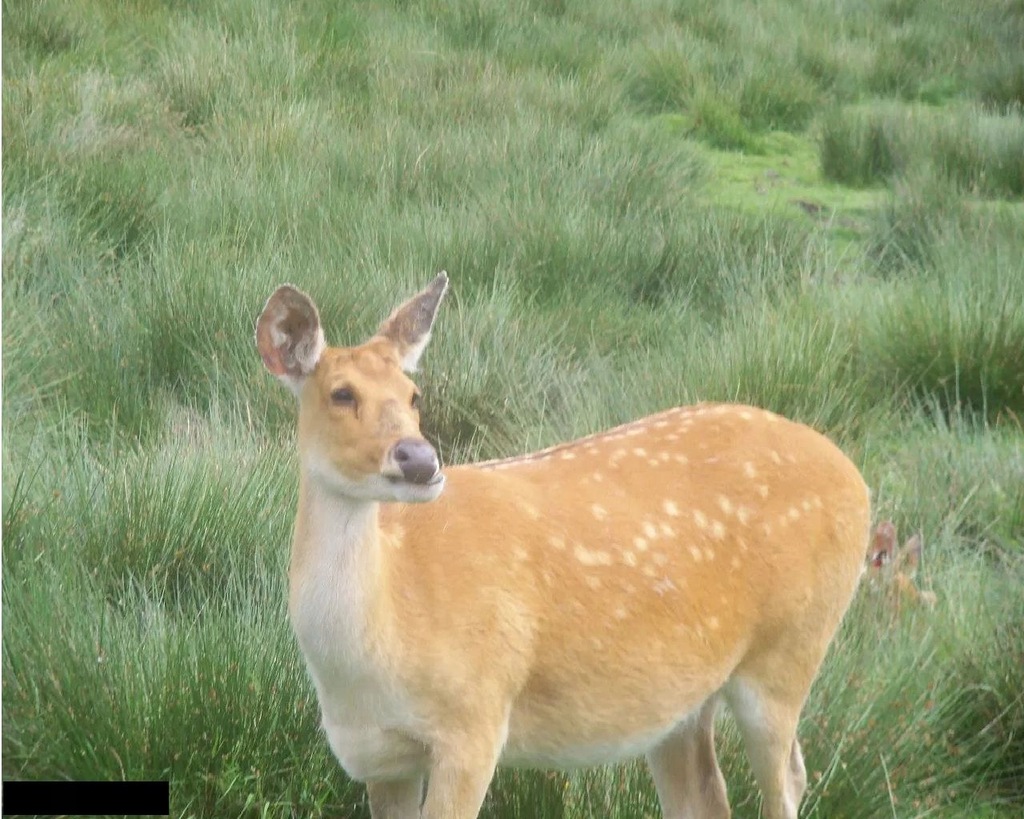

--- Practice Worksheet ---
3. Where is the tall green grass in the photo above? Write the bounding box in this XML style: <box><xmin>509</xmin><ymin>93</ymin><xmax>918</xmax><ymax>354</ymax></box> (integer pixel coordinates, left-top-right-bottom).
<box><xmin>819</xmin><ymin>103</ymin><xmax>1024</xmax><ymax>197</ymax></box>
<box><xmin>861</xmin><ymin>225</ymin><xmax>1024</xmax><ymax>422</ymax></box>
<box><xmin>4</xmin><ymin>0</ymin><xmax>1024</xmax><ymax>817</ymax></box>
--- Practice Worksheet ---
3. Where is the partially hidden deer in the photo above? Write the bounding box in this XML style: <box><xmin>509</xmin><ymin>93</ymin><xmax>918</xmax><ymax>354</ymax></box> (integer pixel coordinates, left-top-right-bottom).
<box><xmin>868</xmin><ymin>521</ymin><xmax>937</xmax><ymax>613</ymax></box>
<box><xmin>256</xmin><ymin>273</ymin><xmax>871</xmax><ymax>819</ymax></box>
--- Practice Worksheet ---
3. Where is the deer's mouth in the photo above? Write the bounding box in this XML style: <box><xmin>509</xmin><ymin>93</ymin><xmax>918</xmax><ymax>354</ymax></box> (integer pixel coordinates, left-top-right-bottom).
<box><xmin>386</xmin><ymin>471</ymin><xmax>444</xmax><ymax>487</ymax></box>
<box><xmin>384</xmin><ymin>470</ymin><xmax>446</xmax><ymax>504</ymax></box>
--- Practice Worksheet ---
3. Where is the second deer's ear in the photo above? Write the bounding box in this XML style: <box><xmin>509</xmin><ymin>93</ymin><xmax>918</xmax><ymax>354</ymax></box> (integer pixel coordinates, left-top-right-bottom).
<box><xmin>899</xmin><ymin>533</ymin><xmax>923</xmax><ymax>572</ymax></box>
<box><xmin>256</xmin><ymin>285</ymin><xmax>326</xmax><ymax>395</ymax></box>
<box><xmin>375</xmin><ymin>272</ymin><xmax>448</xmax><ymax>372</ymax></box>
<box><xmin>870</xmin><ymin>520</ymin><xmax>898</xmax><ymax>568</ymax></box>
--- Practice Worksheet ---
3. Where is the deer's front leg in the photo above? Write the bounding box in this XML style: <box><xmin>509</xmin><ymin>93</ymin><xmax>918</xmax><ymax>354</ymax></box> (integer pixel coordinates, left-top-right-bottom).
<box><xmin>420</xmin><ymin>722</ymin><xmax>507</xmax><ymax>819</ymax></box>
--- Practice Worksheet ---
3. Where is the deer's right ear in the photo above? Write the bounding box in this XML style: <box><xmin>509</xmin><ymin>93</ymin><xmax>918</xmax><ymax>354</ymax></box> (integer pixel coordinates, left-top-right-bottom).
<box><xmin>256</xmin><ymin>285</ymin><xmax>326</xmax><ymax>395</ymax></box>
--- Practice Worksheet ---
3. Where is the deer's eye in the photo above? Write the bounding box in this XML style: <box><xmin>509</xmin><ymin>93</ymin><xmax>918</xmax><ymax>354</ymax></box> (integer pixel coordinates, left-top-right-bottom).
<box><xmin>331</xmin><ymin>387</ymin><xmax>356</xmax><ymax>407</ymax></box>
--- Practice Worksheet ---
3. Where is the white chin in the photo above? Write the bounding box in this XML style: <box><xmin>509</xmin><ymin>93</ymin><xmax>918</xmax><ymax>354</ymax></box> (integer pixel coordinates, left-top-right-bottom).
<box><xmin>304</xmin><ymin>455</ymin><xmax>445</xmax><ymax>503</ymax></box>
<box><xmin>389</xmin><ymin>474</ymin><xmax>446</xmax><ymax>503</ymax></box>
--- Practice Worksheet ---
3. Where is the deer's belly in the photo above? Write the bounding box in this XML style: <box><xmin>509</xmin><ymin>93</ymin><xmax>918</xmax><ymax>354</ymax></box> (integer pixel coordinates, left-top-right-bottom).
<box><xmin>501</xmin><ymin>670</ymin><xmax>718</xmax><ymax>770</ymax></box>
<box><xmin>502</xmin><ymin>721</ymin><xmax>680</xmax><ymax>769</ymax></box>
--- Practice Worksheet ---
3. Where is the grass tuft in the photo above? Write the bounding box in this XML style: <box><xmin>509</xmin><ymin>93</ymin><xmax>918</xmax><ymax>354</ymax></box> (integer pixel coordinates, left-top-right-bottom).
<box><xmin>861</xmin><ymin>239</ymin><xmax>1024</xmax><ymax>425</ymax></box>
<box><xmin>630</xmin><ymin>47</ymin><xmax>696</xmax><ymax>114</ymax></box>
<box><xmin>738</xmin><ymin>62</ymin><xmax>820</xmax><ymax>132</ymax></box>
<box><xmin>2</xmin><ymin>0</ymin><xmax>87</xmax><ymax>64</ymax></box>
<box><xmin>689</xmin><ymin>89</ymin><xmax>763</xmax><ymax>153</ymax></box>
<box><xmin>819</xmin><ymin>103</ymin><xmax>1024</xmax><ymax>197</ymax></box>
<box><xmin>932</xmin><ymin>108</ymin><xmax>1024</xmax><ymax>198</ymax></box>
<box><xmin>818</xmin><ymin>104</ymin><xmax>910</xmax><ymax>188</ymax></box>
<box><xmin>866</xmin><ymin>165</ymin><xmax>967</xmax><ymax>272</ymax></box>
<box><xmin>976</xmin><ymin>53</ymin><xmax>1024</xmax><ymax>110</ymax></box>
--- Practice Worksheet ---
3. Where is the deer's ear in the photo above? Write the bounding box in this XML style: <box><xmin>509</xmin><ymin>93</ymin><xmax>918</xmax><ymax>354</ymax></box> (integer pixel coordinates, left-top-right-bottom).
<box><xmin>256</xmin><ymin>285</ymin><xmax>326</xmax><ymax>394</ymax></box>
<box><xmin>375</xmin><ymin>272</ymin><xmax>448</xmax><ymax>372</ymax></box>
<box><xmin>899</xmin><ymin>533</ymin><xmax>923</xmax><ymax>572</ymax></box>
<box><xmin>869</xmin><ymin>520</ymin><xmax>897</xmax><ymax>568</ymax></box>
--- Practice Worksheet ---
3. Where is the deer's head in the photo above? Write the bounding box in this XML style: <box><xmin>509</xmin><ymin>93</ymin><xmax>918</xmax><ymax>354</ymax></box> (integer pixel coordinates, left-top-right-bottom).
<box><xmin>256</xmin><ymin>273</ymin><xmax>448</xmax><ymax>503</ymax></box>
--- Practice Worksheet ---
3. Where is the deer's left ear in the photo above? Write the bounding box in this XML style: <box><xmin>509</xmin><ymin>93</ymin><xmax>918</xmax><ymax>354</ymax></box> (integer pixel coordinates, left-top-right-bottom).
<box><xmin>375</xmin><ymin>271</ymin><xmax>448</xmax><ymax>372</ymax></box>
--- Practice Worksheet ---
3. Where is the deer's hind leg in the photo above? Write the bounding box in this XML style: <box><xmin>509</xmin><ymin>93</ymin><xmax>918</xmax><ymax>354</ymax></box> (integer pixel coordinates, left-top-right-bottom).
<box><xmin>724</xmin><ymin>676</ymin><xmax>808</xmax><ymax>819</ymax></box>
<box><xmin>646</xmin><ymin>694</ymin><xmax>730</xmax><ymax>819</ymax></box>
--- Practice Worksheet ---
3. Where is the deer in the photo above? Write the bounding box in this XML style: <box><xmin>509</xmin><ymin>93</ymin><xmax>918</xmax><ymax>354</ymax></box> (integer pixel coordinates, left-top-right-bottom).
<box><xmin>868</xmin><ymin>521</ymin><xmax>937</xmax><ymax>613</ymax></box>
<box><xmin>255</xmin><ymin>273</ymin><xmax>872</xmax><ymax>819</ymax></box>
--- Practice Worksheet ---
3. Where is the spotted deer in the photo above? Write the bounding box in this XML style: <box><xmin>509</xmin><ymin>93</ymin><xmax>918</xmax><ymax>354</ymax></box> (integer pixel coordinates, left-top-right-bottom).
<box><xmin>256</xmin><ymin>273</ymin><xmax>871</xmax><ymax>819</ymax></box>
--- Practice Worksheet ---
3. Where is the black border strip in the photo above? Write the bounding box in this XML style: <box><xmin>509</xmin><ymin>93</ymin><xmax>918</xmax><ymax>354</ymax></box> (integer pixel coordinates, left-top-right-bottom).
<box><xmin>2</xmin><ymin>780</ymin><xmax>170</xmax><ymax>816</ymax></box>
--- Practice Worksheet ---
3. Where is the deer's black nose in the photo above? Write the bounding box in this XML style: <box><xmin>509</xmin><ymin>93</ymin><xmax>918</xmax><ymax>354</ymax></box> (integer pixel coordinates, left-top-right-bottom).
<box><xmin>391</xmin><ymin>438</ymin><xmax>440</xmax><ymax>484</ymax></box>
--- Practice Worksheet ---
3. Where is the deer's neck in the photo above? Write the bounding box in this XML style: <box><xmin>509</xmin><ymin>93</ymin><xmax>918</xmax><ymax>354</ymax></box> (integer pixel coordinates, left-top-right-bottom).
<box><xmin>293</xmin><ymin>474</ymin><xmax>381</xmax><ymax>572</ymax></box>
<box><xmin>289</xmin><ymin>474</ymin><xmax>387</xmax><ymax>677</ymax></box>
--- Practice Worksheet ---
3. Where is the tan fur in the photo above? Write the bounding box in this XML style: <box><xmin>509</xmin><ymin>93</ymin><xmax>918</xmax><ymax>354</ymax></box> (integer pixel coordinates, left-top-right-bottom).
<box><xmin>257</xmin><ymin>276</ymin><xmax>871</xmax><ymax>819</ymax></box>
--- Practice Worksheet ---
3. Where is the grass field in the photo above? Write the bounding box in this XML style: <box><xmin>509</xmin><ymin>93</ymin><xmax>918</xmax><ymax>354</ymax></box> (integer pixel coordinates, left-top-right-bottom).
<box><xmin>3</xmin><ymin>0</ymin><xmax>1024</xmax><ymax>816</ymax></box>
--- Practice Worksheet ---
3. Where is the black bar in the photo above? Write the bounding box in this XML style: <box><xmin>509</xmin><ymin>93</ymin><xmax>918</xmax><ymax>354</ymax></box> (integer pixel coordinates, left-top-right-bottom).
<box><xmin>2</xmin><ymin>780</ymin><xmax>169</xmax><ymax>816</ymax></box>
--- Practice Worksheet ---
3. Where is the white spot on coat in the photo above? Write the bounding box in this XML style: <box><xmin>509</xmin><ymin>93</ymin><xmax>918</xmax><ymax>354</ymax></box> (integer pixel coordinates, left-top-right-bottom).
<box><xmin>575</xmin><ymin>545</ymin><xmax>613</xmax><ymax>566</ymax></box>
